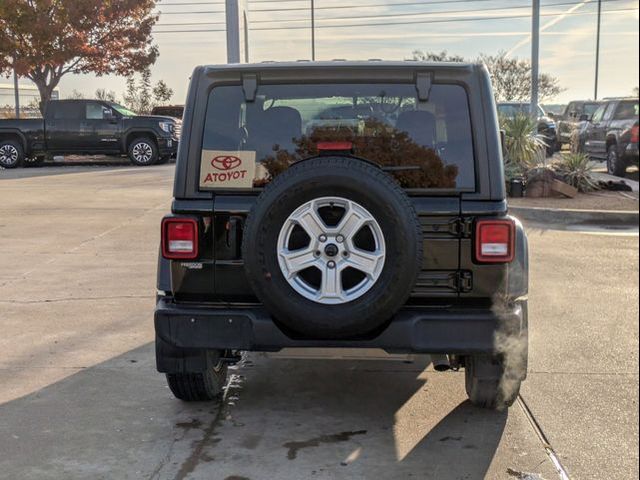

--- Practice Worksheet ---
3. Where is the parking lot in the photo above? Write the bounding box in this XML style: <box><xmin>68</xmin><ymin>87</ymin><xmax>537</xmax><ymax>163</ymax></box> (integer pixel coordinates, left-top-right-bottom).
<box><xmin>0</xmin><ymin>164</ymin><xmax>637</xmax><ymax>480</ymax></box>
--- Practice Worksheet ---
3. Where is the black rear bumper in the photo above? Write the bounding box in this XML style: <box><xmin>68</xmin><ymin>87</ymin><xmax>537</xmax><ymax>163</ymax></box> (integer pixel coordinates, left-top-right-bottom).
<box><xmin>154</xmin><ymin>297</ymin><xmax>527</xmax><ymax>355</ymax></box>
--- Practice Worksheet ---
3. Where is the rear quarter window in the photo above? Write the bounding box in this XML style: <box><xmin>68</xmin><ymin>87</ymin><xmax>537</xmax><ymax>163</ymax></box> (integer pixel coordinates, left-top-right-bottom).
<box><xmin>200</xmin><ymin>82</ymin><xmax>476</xmax><ymax>191</ymax></box>
<box><xmin>614</xmin><ymin>101</ymin><xmax>639</xmax><ymax>120</ymax></box>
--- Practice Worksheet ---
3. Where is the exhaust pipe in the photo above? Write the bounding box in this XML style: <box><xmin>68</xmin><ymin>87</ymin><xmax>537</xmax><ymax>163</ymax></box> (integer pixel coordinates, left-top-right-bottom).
<box><xmin>431</xmin><ymin>354</ymin><xmax>451</xmax><ymax>372</ymax></box>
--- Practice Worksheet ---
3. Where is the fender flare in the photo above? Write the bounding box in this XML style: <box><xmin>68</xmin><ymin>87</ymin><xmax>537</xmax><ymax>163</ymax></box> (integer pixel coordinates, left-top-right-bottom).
<box><xmin>121</xmin><ymin>128</ymin><xmax>160</xmax><ymax>152</ymax></box>
<box><xmin>0</xmin><ymin>128</ymin><xmax>29</xmax><ymax>154</ymax></box>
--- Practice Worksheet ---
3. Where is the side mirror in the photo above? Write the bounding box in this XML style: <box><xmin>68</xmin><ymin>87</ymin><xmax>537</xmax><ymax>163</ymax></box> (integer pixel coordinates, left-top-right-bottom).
<box><xmin>103</xmin><ymin>108</ymin><xmax>116</xmax><ymax>120</ymax></box>
<box><xmin>579</xmin><ymin>114</ymin><xmax>589</xmax><ymax>122</ymax></box>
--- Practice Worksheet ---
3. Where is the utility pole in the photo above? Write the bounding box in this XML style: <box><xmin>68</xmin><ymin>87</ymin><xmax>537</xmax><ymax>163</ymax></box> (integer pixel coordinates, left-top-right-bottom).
<box><xmin>226</xmin><ymin>0</ymin><xmax>248</xmax><ymax>63</ymax></box>
<box><xmin>311</xmin><ymin>0</ymin><xmax>316</xmax><ymax>61</ymax></box>
<box><xmin>530</xmin><ymin>0</ymin><xmax>540</xmax><ymax>119</ymax></box>
<box><xmin>594</xmin><ymin>0</ymin><xmax>602</xmax><ymax>99</ymax></box>
<box><xmin>13</xmin><ymin>64</ymin><xmax>20</xmax><ymax>119</ymax></box>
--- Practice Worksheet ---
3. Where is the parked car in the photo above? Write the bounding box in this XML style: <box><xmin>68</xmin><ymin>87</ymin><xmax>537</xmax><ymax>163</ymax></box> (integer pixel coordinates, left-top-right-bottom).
<box><xmin>154</xmin><ymin>61</ymin><xmax>529</xmax><ymax>409</ymax></box>
<box><xmin>580</xmin><ymin>97</ymin><xmax>639</xmax><ymax>176</ymax></box>
<box><xmin>0</xmin><ymin>99</ymin><xmax>180</xmax><ymax>168</ymax></box>
<box><xmin>554</xmin><ymin>100</ymin><xmax>603</xmax><ymax>148</ymax></box>
<box><xmin>151</xmin><ymin>104</ymin><xmax>184</xmax><ymax>119</ymax></box>
<box><xmin>497</xmin><ymin>102</ymin><xmax>558</xmax><ymax>156</ymax></box>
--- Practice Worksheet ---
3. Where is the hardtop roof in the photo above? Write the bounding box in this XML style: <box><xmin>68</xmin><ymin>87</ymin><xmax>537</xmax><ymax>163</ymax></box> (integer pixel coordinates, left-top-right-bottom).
<box><xmin>203</xmin><ymin>60</ymin><xmax>478</xmax><ymax>74</ymax></box>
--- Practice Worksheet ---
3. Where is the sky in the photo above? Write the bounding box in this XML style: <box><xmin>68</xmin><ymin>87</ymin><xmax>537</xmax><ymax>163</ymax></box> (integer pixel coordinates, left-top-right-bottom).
<box><xmin>14</xmin><ymin>0</ymin><xmax>640</xmax><ymax>105</ymax></box>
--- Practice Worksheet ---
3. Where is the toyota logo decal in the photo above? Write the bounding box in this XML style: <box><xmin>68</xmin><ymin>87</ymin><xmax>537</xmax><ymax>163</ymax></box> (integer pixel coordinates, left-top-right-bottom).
<box><xmin>211</xmin><ymin>155</ymin><xmax>242</xmax><ymax>171</ymax></box>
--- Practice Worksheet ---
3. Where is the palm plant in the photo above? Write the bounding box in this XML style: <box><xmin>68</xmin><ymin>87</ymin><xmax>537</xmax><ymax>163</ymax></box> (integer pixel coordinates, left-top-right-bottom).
<box><xmin>500</xmin><ymin>113</ymin><xmax>547</xmax><ymax>174</ymax></box>
<box><xmin>555</xmin><ymin>152</ymin><xmax>599</xmax><ymax>192</ymax></box>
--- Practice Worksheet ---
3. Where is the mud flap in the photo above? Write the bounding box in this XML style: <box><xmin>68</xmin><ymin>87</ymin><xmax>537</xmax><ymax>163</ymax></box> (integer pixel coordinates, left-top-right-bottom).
<box><xmin>155</xmin><ymin>334</ymin><xmax>211</xmax><ymax>373</ymax></box>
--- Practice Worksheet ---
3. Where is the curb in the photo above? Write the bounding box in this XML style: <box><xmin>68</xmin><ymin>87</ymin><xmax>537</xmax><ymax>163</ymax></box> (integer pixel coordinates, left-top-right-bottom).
<box><xmin>509</xmin><ymin>205</ymin><xmax>639</xmax><ymax>226</ymax></box>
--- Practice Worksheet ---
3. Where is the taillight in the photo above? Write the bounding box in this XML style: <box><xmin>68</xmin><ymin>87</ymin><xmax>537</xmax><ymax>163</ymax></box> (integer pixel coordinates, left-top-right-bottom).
<box><xmin>162</xmin><ymin>217</ymin><xmax>198</xmax><ymax>259</ymax></box>
<box><xmin>475</xmin><ymin>219</ymin><xmax>515</xmax><ymax>263</ymax></box>
<box><xmin>317</xmin><ymin>141</ymin><xmax>353</xmax><ymax>153</ymax></box>
<box><xmin>631</xmin><ymin>125</ymin><xmax>639</xmax><ymax>143</ymax></box>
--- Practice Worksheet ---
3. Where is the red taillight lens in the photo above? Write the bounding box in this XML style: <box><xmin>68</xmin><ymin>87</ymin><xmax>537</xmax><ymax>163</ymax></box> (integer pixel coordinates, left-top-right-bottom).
<box><xmin>475</xmin><ymin>219</ymin><xmax>515</xmax><ymax>263</ymax></box>
<box><xmin>317</xmin><ymin>141</ymin><xmax>353</xmax><ymax>152</ymax></box>
<box><xmin>631</xmin><ymin>125</ymin><xmax>639</xmax><ymax>143</ymax></box>
<box><xmin>162</xmin><ymin>218</ymin><xmax>198</xmax><ymax>259</ymax></box>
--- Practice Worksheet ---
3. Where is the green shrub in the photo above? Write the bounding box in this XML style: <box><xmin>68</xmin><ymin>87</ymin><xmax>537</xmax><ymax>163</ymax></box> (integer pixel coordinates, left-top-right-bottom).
<box><xmin>500</xmin><ymin>113</ymin><xmax>546</xmax><ymax>176</ymax></box>
<box><xmin>555</xmin><ymin>152</ymin><xmax>599</xmax><ymax>192</ymax></box>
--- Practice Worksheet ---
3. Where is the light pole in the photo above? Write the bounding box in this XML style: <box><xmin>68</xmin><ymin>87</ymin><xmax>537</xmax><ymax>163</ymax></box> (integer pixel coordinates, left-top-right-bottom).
<box><xmin>594</xmin><ymin>0</ymin><xmax>602</xmax><ymax>99</ymax></box>
<box><xmin>530</xmin><ymin>0</ymin><xmax>540</xmax><ymax>118</ymax></box>
<box><xmin>311</xmin><ymin>0</ymin><xmax>316</xmax><ymax>61</ymax></box>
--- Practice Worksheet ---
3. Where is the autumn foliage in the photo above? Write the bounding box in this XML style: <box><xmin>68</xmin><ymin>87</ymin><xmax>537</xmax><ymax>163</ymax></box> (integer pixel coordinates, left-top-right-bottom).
<box><xmin>0</xmin><ymin>0</ymin><xmax>159</xmax><ymax>111</ymax></box>
<box><xmin>259</xmin><ymin>119</ymin><xmax>459</xmax><ymax>189</ymax></box>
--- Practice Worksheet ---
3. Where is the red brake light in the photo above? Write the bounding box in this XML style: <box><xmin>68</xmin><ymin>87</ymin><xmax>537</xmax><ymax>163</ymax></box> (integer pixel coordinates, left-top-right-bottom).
<box><xmin>317</xmin><ymin>141</ymin><xmax>353</xmax><ymax>152</ymax></box>
<box><xmin>475</xmin><ymin>220</ymin><xmax>515</xmax><ymax>263</ymax></box>
<box><xmin>631</xmin><ymin>125</ymin><xmax>639</xmax><ymax>143</ymax></box>
<box><xmin>162</xmin><ymin>218</ymin><xmax>198</xmax><ymax>259</ymax></box>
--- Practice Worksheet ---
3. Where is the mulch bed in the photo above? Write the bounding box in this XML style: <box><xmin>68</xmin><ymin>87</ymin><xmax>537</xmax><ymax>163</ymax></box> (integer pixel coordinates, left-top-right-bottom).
<box><xmin>509</xmin><ymin>191</ymin><xmax>639</xmax><ymax>212</ymax></box>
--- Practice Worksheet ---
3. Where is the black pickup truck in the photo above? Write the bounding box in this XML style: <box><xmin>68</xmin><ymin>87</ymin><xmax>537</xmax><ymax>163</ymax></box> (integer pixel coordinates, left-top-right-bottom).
<box><xmin>0</xmin><ymin>99</ymin><xmax>180</xmax><ymax>168</ymax></box>
<box><xmin>155</xmin><ymin>61</ymin><xmax>529</xmax><ymax>409</ymax></box>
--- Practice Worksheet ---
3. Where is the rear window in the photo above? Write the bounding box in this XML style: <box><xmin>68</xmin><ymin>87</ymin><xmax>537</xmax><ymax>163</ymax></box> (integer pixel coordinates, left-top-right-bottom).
<box><xmin>614</xmin><ymin>100</ymin><xmax>639</xmax><ymax>120</ymax></box>
<box><xmin>49</xmin><ymin>101</ymin><xmax>83</xmax><ymax>120</ymax></box>
<box><xmin>201</xmin><ymin>83</ymin><xmax>475</xmax><ymax>190</ymax></box>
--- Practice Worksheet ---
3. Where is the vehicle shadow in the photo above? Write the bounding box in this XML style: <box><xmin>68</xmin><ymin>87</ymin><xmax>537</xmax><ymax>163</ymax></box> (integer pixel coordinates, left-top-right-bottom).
<box><xmin>0</xmin><ymin>345</ymin><xmax>507</xmax><ymax>480</ymax></box>
<box><xmin>1</xmin><ymin>157</ymin><xmax>174</xmax><ymax>180</ymax></box>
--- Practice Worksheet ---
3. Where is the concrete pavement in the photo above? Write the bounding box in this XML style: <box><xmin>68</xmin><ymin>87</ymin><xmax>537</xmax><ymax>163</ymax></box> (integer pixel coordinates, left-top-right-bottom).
<box><xmin>0</xmin><ymin>164</ymin><xmax>637</xmax><ymax>479</ymax></box>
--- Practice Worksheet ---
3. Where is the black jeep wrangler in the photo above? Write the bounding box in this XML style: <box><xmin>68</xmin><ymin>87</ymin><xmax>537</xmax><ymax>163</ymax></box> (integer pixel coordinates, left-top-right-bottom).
<box><xmin>155</xmin><ymin>61</ymin><xmax>529</xmax><ymax>409</ymax></box>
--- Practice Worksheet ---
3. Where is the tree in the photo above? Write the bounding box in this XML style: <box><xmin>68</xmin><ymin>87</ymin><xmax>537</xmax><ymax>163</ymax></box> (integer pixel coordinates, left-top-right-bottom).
<box><xmin>411</xmin><ymin>50</ymin><xmax>564</xmax><ymax>102</ymax></box>
<box><xmin>480</xmin><ymin>52</ymin><xmax>563</xmax><ymax>102</ymax></box>
<box><xmin>153</xmin><ymin>80</ymin><xmax>174</xmax><ymax>106</ymax></box>
<box><xmin>122</xmin><ymin>69</ymin><xmax>174</xmax><ymax>114</ymax></box>
<box><xmin>411</xmin><ymin>50</ymin><xmax>465</xmax><ymax>62</ymax></box>
<box><xmin>66</xmin><ymin>89</ymin><xmax>85</xmax><ymax>99</ymax></box>
<box><xmin>95</xmin><ymin>88</ymin><xmax>117</xmax><ymax>102</ymax></box>
<box><xmin>0</xmin><ymin>0</ymin><xmax>159</xmax><ymax>113</ymax></box>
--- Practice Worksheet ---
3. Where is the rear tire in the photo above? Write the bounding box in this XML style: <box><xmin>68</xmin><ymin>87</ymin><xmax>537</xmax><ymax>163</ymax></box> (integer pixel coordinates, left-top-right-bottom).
<box><xmin>0</xmin><ymin>139</ymin><xmax>24</xmax><ymax>169</ymax></box>
<box><xmin>465</xmin><ymin>355</ymin><xmax>521</xmax><ymax>409</ymax></box>
<box><xmin>128</xmin><ymin>137</ymin><xmax>158</xmax><ymax>166</ymax></box>
<box><xmin>606</xmin><ymin>144</ymin><xmax>626</xmax><ymax>177</ymax></box>
<box><xmin>166</xmin><ymin>352</ymin><xmax>228</xmax><ymax>401</ymax></box>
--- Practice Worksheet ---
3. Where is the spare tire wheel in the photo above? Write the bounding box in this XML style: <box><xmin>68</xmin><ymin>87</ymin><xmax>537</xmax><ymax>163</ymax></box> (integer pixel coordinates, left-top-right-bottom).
<box><xmin>242</xmin><ymin>156</ymin><xmax>422</xmax><ymax>339</ymax></box>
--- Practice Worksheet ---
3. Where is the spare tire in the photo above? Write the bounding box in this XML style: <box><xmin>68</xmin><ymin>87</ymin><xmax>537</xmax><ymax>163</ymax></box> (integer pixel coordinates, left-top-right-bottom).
<box><xmin>242</xmin><ymin>156</ymin><xmax>422</xmax><ymax>339</ymax></box>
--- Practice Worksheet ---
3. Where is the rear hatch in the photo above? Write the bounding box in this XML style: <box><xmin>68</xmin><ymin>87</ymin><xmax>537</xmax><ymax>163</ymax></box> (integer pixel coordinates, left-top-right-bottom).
<box><xmin>167</xmin><ymin>64</ymin><xmax>507</xmax><ymax>304</ymax></box>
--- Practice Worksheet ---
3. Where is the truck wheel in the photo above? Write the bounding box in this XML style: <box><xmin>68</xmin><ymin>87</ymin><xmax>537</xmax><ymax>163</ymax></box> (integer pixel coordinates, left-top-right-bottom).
<box><xmin>465</xmin><ymin>355</ymin><xmax>521</xmax><ymax>409</ymax></box>
<box><xmin>242</xmin><ymin>156</ymin><xmax>422</xmax><ymax>339</ymax></box>
<box><xmin>0</xmin><ymin>140</ymin><xmax>24</xmax><ymax>169</ymax></box>
<box><xmin>606</xmin><ymin>144</ymin><xmax>626</xmax><ymax>177</ymax></box>
<box><xmin>128</xmin><ymin>137</ymin><xmax>158</xmax><ymax>166</ymax></box>
<box><xmin>165</xmin><ymin>352</ymin><xmax>228</xmax><ymax>401</ymax></box>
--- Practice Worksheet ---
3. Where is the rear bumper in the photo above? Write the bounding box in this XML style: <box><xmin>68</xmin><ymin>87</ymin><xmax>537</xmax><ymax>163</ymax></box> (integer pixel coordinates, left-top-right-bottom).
<box><xmin>154</xmin><ymin>297</ymin><xmax>527</xmax><ymax>355</ymax></box>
